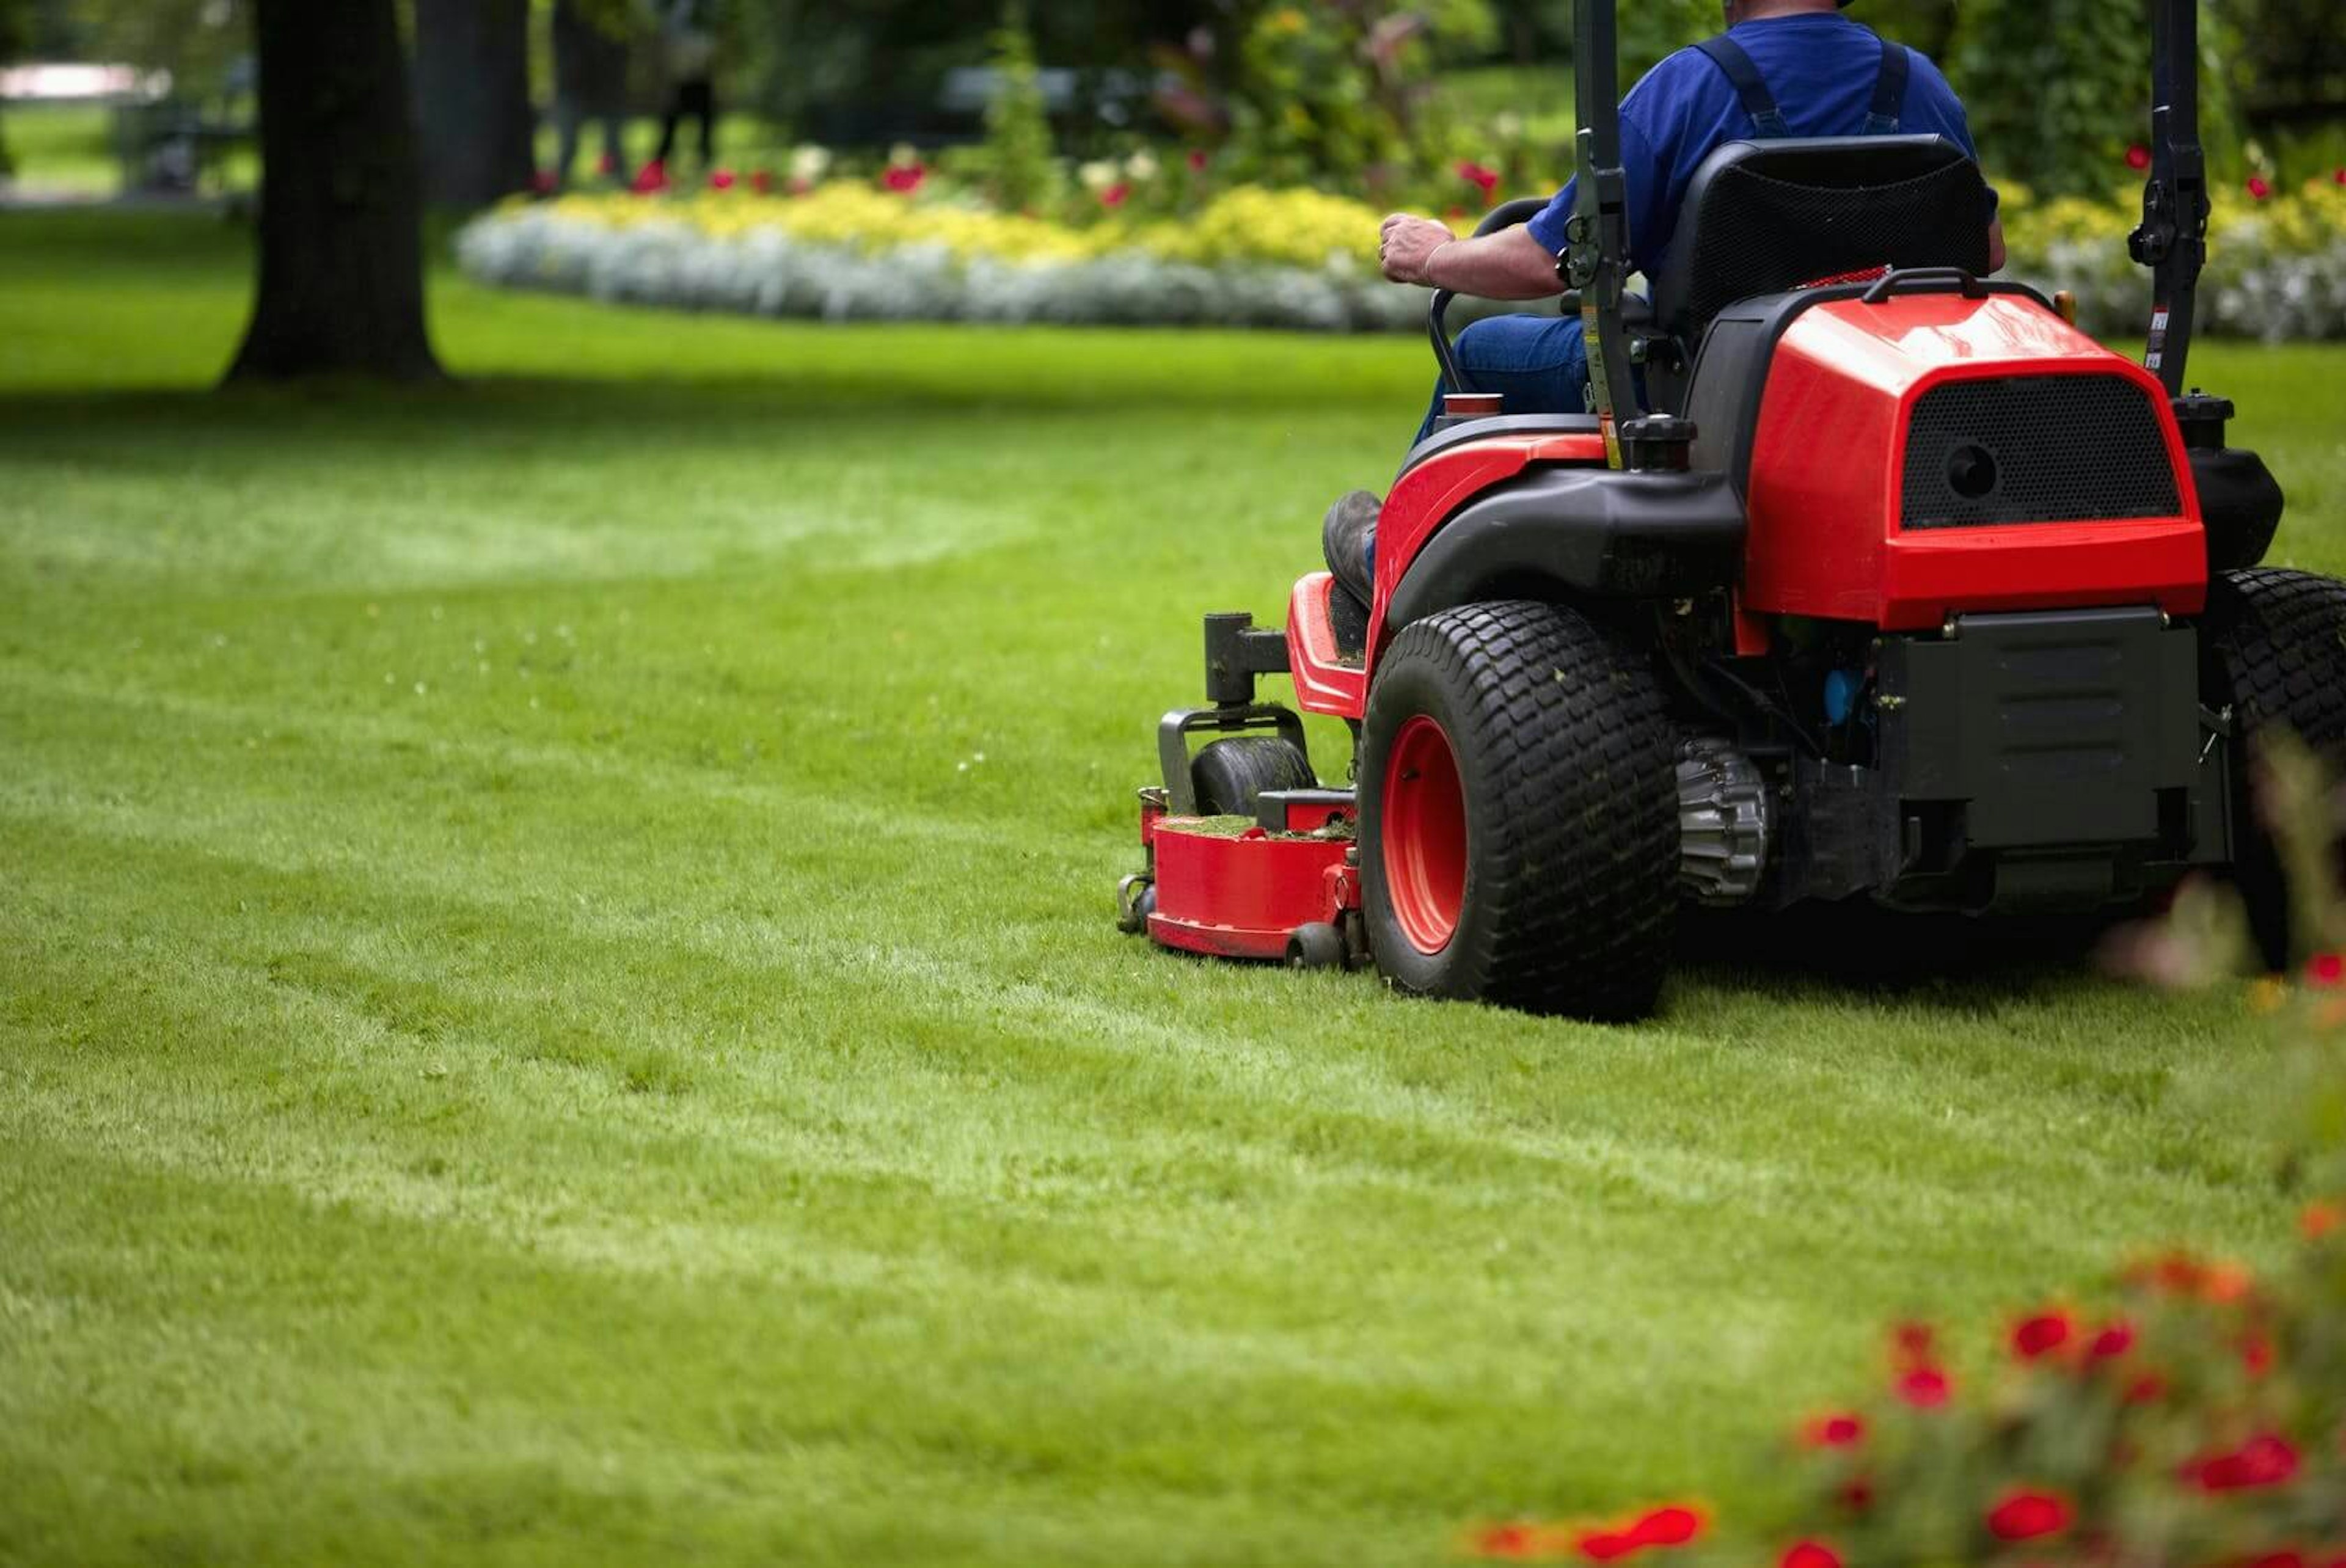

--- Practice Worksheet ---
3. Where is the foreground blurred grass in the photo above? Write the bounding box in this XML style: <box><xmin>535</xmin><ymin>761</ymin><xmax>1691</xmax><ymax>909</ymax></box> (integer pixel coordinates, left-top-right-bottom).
<box><xmin>2</xmin><ymin>210</ymin><xmax>2344</xmax><ymax>1567</ymax></box>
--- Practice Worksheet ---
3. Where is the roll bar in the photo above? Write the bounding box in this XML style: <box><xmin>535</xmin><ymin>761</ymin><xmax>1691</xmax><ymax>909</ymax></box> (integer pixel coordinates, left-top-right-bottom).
<box><xmin>2130</xmin><ymin>0</ymin><xmax>2209</xmax><ymax>397</ymax></box>
<box><xmin>1561</xmin><ymin>0</ymin><xmax>1641</xmax><ymax>466</ymax></box>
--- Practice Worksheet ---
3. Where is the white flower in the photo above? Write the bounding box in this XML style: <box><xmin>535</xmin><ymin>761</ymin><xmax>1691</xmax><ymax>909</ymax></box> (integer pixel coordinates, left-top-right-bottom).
<box><xmin>1124</xmin><ymin>150</ymin><xmax>1160</xmax><ymax>183</ymax></box>
<box><xmin>787</xmin><ymin>144</ymin><xmax>831</xmax><ymax>184</ymax></box>
<box><xmin>1077</xmin><ymin>159</ymin><xmax>1120</xmax><ymax>192</ymax></box>
<box><xmin>886</xmin><ymin>142</ymin><xmax>920</xmax><ymax>170</ymax></box>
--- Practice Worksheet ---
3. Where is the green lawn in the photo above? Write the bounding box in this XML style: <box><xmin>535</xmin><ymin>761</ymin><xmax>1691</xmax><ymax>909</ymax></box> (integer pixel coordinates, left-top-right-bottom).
<box><xmin>4</xmin><ymin>210</ymin><xmax>2343</xmax><ymax>1567</ymax></box>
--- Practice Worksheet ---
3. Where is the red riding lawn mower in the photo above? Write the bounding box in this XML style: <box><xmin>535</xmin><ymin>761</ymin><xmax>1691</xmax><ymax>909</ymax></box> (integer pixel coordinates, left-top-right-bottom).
<box><xmin>1116</xmin><ymin>0</ymin><xmax>2346</xmax><ymax>1021</ymax></box>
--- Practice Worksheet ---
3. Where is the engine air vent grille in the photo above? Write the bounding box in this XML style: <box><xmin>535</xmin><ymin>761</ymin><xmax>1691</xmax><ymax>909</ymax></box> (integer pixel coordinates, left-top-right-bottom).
<box><xmin>1901</xmin><ymin>375</ymin><xmax>2180</xmax><ymax>530</ymax></box>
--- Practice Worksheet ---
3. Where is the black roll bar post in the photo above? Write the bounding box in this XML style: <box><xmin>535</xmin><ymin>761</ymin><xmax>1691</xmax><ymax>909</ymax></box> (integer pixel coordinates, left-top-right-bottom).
<box><xmin>2130</xmin><ymin>0</ymin><xmax>2209</xmax><ymax>398</ymax></box>
<box><xmin>1561</xmin><ymin>0</ymin><xmax>1642</xmax><ymax>467</ymax></box>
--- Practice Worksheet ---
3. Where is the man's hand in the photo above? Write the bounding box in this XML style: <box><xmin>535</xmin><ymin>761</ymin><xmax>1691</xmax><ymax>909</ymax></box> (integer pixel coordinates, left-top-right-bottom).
<box><xmin>1379</xmin><ymin>214</ymin><xmax>1455</xmax><ymax>286</ymax></box>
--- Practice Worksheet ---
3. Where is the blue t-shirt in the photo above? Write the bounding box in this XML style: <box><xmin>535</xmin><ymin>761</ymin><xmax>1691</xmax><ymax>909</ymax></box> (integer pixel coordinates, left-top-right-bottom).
<box><xmin>1522</xmin><ymin>13</ymin><xmax>1992</xmax><ymax>277</ymax></box>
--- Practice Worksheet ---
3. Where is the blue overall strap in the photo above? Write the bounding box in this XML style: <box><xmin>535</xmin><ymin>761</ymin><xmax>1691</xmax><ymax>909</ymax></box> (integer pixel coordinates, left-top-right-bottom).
<box><xmin>1695</xmin><ymin>37</ymin><xmax>1792</xmax><ymax>139</ymax></box>
<box><xmin>1866</xmin><ymin>34</ymin><xmax>1911</xmax><ymax>134</ymax></box>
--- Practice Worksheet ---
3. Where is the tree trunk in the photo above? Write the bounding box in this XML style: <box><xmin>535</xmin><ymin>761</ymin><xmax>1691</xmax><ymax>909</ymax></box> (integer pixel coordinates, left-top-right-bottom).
<box><xmin>227</xmin><ymin>0</ymin><xmax>441</xmax><ymax>384</ymax></box>
<box><xmin>414</xmin><ymin>0</ymin><xmax>535</xmax><ymax>210</ymax></box>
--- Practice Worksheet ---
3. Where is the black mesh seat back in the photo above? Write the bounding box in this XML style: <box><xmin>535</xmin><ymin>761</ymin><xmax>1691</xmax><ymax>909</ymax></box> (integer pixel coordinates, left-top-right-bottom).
<box><xmin>1651</xmin><ymin>136</ymin><xmax>1993</xmax><ymax>341</ymax></box>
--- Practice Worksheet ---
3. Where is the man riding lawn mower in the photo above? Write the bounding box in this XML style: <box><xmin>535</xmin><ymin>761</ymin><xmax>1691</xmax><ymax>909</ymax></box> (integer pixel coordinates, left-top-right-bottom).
<box><xmin>1115</xmin><ymin>0</ymin><xmax>2346</xmax><ymax>1021</ymax></box>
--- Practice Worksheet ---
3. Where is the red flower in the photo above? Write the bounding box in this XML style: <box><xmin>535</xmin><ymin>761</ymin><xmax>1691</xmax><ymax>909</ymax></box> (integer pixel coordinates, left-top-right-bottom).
<box><xmin>2249</xmin><ymin>175</ymin><xmax>2275</xmax><ymax>201</ymax></box>
<box><xmin>1987</xmin><ymin>1489</ymin><xmax>2075</xmax><ymax>1542</ymax></box>
<box><xmin>2089</xmin><ymin>1319</ymin><xmax>2137</xmax><ymax>1359</ymax></box>
<box><xmin>2304</xmin><ymin>1200</ymin><xmax>2344</xmax><ymax>1241</ymax></box>
<box><xmin>750</xmin><ymin>169</ymin><xmax>775</xmax><ymax>195</ymax></box>
<box><xmin>2243</xmin><ymin>1332</ymin><xmax>2276</xmax><ymax>1377</ymax></box>
<box><xmin>1625</xmin><ymin>1508</ymin><xmax>1703</xmax><ymax>1548</ymax></box>
<box><xmin>531</xmin><ymin>167</ymin><xmax>557</xmax><ymax>195</ymax></box>
<box><xmin>2127</xmin><ymin>144</ymin><xmax>2153</xmax><ymax>171</ymax></box>
<box><xmin>2184</xmin><ymin>1433</ymin><xmax>2301</xmax><ymax>1492</ymax></box>
<box><xmin>1458</xmin><ymin>159</ymin><xmax>1501</xmax><ymax>195</ymax></box>
<box><xmin>1838</xmin><ymin>1476</ymin><xmax>1875</xmax><ymax>1514</ymax></box>
<box><xmin>630</xmin><ymin>160</ymin><xmax>668</xmax><ymax>194</ymax></box>
<box><xmin>1780</xmin><ymin>1542</ymin><xmax>1842</xmax><ymax>1568</ymax></box>
<box><xmin>2124</xmin><ymin>1372</ymin><xmax>2168</xmax><ymax>1406</ymax></box>
<box><xmin>2334</xmin><ymin>168</ymin><xmax>2346</xmax><ymax>186</ymax></box>
<box><xmin>1187</xmin><ymin>148</ymin><xmax>1210</xmax><ymax>173</ymax></box>
<box><xmin>2011</xmin><ymin>1310</ymin><xmax>2075</xmax><ymax>1361</ymax></box>
<box><xmin>2245</xmin><ymin>1553</ymin><xmax>2308</xmax><ymax>1568</ymax></box>
<box><xmin>1570</xmin><ymin>1506</ymin><xmax>1705</xmax><ymax>1561</ymax></box>
<box><xmin>708</xmin><ymin>167</ymin><xmax>737</xmax><ymax>191</ymax></box>
<box><xmin>1896</xmin><ymin>1366</ymin><xmax>1952</xmax><ymax>1408</ymax></box>
<box><xmin>1100</xmin><ymin>182</ymin><xmax>1131</xmax><ymax>208</ymax></box>
<box><xmin>2205</xmin><ymin>1261</ymin><xmax>2255</xmax><ymax>1303</ymax></box>
<box><xmin>2311</xmin><ymin>952</ymin><xmax>2345</xmax><ymax>987</ymax></box>
<box><xmin>1469</xmin><ymin>1523</ymin><xmax>1548</xmax><ymax>1559</ymax></box>
<box><xmin>1893</xmin><ymin>1321</ymin><xmax>1935</xmax><ymax>1363</ymax></box>
<box><xmin>1799</xmin><ymin>1413</ymin><xmax>1866</xmax><ymax>1449</ymax></box>
<box><xmin>595</xmin><ymin>151</ymin><xmax>618</xmax><ymax>176</ymax></box>
<box><xmin>882</xmin><ymin>162</ymin><xmax>928</xmax><ymax>194</ymax></box>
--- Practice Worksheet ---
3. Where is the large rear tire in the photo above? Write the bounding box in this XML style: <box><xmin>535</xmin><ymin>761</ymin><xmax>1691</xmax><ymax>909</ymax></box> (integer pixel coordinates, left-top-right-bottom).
<box><xmin>1359</xmin><ymin>601</ymin><xmax>1678</xmax><ymax>1020</ymax></box>
<box><xmin>2201</xmin><ymin>567</ymin><xmax>2346</xmax><ymax>968</ymax></box>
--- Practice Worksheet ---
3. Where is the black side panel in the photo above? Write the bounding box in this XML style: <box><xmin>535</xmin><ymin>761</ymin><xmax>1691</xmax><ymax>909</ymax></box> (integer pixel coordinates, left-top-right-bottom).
<box><xmin>1901</xmin><ymin>376</ymin><xmax>2179</xmax><ymax>528</ymax></box>
<box><xmin>2193</xmin><ymin>446</ymin><xmax>2285</xmax><ymax>572</ymax></box>
<box><xmin>1384</xmin><ymin>465</ymin><xmax>1746</xmax><ymax>625</ymax></box>
<box><xmin>1878</xmin><ymin>608</ymin><xmax>2199</xmax><ymax>850</ymax></box>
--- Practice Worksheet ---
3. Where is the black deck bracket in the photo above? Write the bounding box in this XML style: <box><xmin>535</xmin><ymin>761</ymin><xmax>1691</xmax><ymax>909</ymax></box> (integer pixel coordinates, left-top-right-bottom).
<box><xmin>1203</xmin><ymin>611</ymin><xmax>1293</xmax><ymax>707</ymax></box>
<box><xmin>1157</xmin><ymin>704</ymin><xmax>1312</xmax><ymax>816</ymax></box>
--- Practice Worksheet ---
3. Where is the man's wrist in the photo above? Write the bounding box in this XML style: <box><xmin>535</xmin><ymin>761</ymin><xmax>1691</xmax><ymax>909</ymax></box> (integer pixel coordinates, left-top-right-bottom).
<box><xmin>1422</xmin><ymin>239</ymin><xmax>1456</xmax><ymax>288</ymax></box>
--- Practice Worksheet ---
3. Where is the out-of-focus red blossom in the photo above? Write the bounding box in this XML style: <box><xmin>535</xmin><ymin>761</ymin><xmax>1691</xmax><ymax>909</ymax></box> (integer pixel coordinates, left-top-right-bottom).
<box><xmin>1893</xmin><ymin>1322</ymin><xmax>1935</xmax><ymax>1363</ymax></box>
<box><xmin>2244</xmin><ymin>1331</ymin><xmax>2276</xmax><ymax>1377</ymax></box>
<box><xmin>2305</xmin><ymin>1200</ymin><xmax>2344</xmax><ymax>1240</ymax></box>
<box><xmin>1573</xmin><ymin>1506</ymin><xmax>1706</xmax><ymax>1561</ymax></box>
<box><xmin>2012</xmin><ymin>1310</ymin><xmax>2075</xmax><ymax>1360</ymax></box>
<box><xmin>2310</xmin><ymin>951</ymin><xmax>2346</xmax><ymax>987</ymax></box>
<box><xmin>2244</xmin><ymin>1553</ymin><xmax>2309</xmax><ymax>1568</ymax></box>
<box><xmin>1838</xmin><ymin>1475</ymin><xmax>1874</xmax><ymax>1513</ymax></box>
<box><xmin>2334</xmin><ymin>167</ymin><xmax>2346</xmax><ymax>186</ymax></box>
<box><xmin>2125</xmin><ymin>1371</ymin><xmax>2168</xmax><ymax>1405</ymax></box>
<box><xmin>1469</xmin><ymin>1523</ymin><xmax>1549</xmax><ymax>1559</ymax></box>
<box><xmin>1186</xmin><ymin>148</ymin><xmax>1210</xmax><ymax>173</ymax></box>
<box><xmin>708</xmin><ymin>167</ymin><xmax>737</xmax><ymax>191</ymax></box>
<box><xmin>1799</xmin><ymin>1413</ymin><xmax>1866</xmax><ymax>1449</ymax></box>
<box><xmin>630</xmin><ymin>160</ymin><xmax>667</xmax><ymax>194</ymax></box>
<box><xmin>1100</xmin><ymin>183</ymin><xmax>1131</xmax><ymax>208</ymax></box>
<box><xmin>1986</xmin><ymin>1488</ymin><xmax>2075</xmax><ymax>1542</ymax></box>
<box><xmin>882</xmin><ymin>162</ymin><xmax>927</xmax><ymax>194</ymax></box>
<box><xmin>532</xmin><ymin>169</ymin><xmax>558</xmax><ymax>195</ymax></box>
<box><xmin>1896</xmin><ymin>1366</ymin><xmax>1952</xmax><ymax>1408</ymax></box>
<box><xmin>595</xmin><ymin>150</ymin><xmax>617</xmax><ymax>176</ymax></box>
<box><xmin>2089</xmin><ymin>1319</ymin><xmax>2138</xmax><ymax>1359</ymax></box>
<box><xmin>2127</xmin><ymin>144</ymin><xmax>2153</xmax><ymax>170</ymax></box>
<box><xmin>1780</xmin><ymin>1540</ymin><xmax>1843</xmax><ymax>1568</ymax></box>
<box><xmin>2249</xmin><ymin>175</ymin><xmax>2276</xmax><ymax>200</ymax></box>
<box><xmin>2183</xmin><ymin>1432</ymin><xmax>2302</xmax><ymax>1492</ymax></box>
<box><xmin>786</xmin><ymin>175</ymin><xmax>813</xmax><ymax>197</ymax></box>
<box><xmin>750</xmin><ymin>169</ymin><xmax>774</xmax><ymax>194</ymax></box>
<box><xmin>1457</xmin><ymin>159</ymin><xmax>1501</xmax><ymax>203</ymax></box>
<box><xmin>2205</xmin><ymin>1261</ymin><xmax>2256</xmax><ymax>1303</ymax></box>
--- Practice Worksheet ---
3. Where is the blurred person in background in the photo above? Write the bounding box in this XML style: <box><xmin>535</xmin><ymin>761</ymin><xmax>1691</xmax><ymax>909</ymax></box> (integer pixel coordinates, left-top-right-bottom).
<box><xmin>552</xmin><ymin>0</ymin><xmax>631</xmax><ymax>188</ymax></box>
<box><xmin>646</xmin><ymin>0</ymin><xmax>719</xmax><ymax>180</ymax></box>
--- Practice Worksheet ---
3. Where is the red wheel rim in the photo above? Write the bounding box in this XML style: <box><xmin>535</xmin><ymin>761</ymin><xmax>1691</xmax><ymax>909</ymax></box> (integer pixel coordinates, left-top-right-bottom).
<box><xmin>1383</xmin><ymin>715</ymin><xmax>1467</xmax><ymax>955</ymax></box>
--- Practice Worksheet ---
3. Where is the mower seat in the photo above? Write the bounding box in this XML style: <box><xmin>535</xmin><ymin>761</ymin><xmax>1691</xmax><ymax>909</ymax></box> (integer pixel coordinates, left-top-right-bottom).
<box><xmin>1646</xmin><ymin>135</ymin><xmax>1995</xmax><ymax>404</ymax></box>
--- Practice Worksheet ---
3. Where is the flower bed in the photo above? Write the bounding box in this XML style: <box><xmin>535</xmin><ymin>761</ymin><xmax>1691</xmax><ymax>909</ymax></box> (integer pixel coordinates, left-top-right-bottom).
<box><xmin>2006</xmin><ymin>177</ymin><xmax>2346</xmax><ymax>343</ymax></box>
<box><xmin>458</xmin><ymin>167</ymin><xmax>2346</xmax><ymax>341</ymax></box>
<box><xmin>456</xmin><ymin>183</ymin><xmax>1429</xmax><ymax>334</ymax></box>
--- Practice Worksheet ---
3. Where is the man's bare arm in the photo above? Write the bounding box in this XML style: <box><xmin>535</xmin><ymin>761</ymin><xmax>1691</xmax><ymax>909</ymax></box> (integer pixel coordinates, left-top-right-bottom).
<box><xmin>1986</xmin><ymin>217</ymin><xmax>2007</xmax><ymax>275</ymax></box>
<box><xmin>1379</xmin><ymin>214</ymin><xmax>1564</xmax><ymax>299</ymax></box>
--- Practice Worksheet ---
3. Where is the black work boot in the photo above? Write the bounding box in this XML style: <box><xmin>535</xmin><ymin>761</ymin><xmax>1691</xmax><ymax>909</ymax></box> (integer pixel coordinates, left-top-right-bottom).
<box><xmin>1320</xmin><ymin>490</ymin><xmax>1381</xmax><ymax>660</ymax></box>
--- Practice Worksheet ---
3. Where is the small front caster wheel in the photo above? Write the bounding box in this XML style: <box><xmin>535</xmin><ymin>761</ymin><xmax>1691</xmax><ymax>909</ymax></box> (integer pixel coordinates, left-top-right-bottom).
<box><xmin>1287</xmin><ymin>921</ymin><xmax>1347</xmax><ymax>971</ymax></box>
